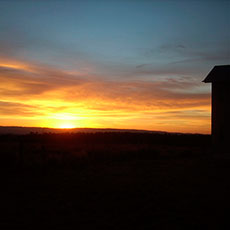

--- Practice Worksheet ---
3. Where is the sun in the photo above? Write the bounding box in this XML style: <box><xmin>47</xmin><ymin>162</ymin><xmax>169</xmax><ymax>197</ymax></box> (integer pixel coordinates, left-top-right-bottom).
<box><xmin>49</xmin><ymin>113</ymin><xmax>78</xmax><ymax>129</ymax></box>
<box><xmin>59</xmin><ymin>123</ymin><xmax>76</xmax><ymax>129</ymax></box>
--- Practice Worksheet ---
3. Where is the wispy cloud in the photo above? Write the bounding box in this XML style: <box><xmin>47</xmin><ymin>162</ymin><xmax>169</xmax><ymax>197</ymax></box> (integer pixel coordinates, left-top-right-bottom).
<box><xmin>0</xmin><ymin>58</ymin><xmax>209</xmax><ymax>107</ymax></box>
<box><xmin>136</xmin><ymin>42</ymin><xmax>230</xmax><ymax>76</ymax></box>
<box><xmin>0</xmin><ymin>57</ymin><xmax>211</xmax><ymax>133</ymax></box>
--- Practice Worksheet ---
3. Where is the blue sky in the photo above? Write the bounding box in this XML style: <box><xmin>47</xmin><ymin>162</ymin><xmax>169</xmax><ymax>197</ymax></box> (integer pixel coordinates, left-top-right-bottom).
<box><xmin>1</xmin><ymin>0</ymin><xmax>229</xmax><ymax>75</ymax></box>
<box><xmin>0</xmin><ymin>0</ymin><xmax>229</xmax><ymax>132</ymax></box>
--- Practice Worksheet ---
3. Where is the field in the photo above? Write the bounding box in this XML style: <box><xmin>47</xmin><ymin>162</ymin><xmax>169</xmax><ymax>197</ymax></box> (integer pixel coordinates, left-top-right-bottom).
<box><xmin>0</xmin><ymin>132</ymin><xmax>229</xmax><ymax>229</ymax></box>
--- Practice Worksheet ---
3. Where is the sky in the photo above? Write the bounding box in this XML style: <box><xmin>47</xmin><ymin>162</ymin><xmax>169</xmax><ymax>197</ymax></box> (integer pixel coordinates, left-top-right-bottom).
<box><xmin>0</xmin><ymin>0</ymin><xmax>229</xmax><ymax>133</ymax></box>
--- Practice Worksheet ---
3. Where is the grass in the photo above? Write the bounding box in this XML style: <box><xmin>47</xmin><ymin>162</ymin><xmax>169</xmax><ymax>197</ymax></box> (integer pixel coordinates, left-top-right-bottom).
<box><xmin>0</xmin><ymin>132</ymin><xmax>229</xmax><ymax>229</ymax></box>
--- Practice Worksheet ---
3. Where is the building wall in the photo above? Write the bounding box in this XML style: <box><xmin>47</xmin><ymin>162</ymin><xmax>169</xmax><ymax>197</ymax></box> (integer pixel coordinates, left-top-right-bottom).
<box><xmin>212</xmin><ymin>82</ymin><xmax>230</xmax><ymax>150</ymax></box>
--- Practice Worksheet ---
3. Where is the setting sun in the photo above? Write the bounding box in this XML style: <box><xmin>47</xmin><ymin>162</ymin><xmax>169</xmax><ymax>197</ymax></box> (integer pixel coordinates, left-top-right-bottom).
<box><xmin>58</xmin><ymin>123</ymin><xmax>76</xmax><ymax>129</ymax></box>
<box><xmin>49</xmin><ymin>113</ymin><xmax>78</xmax><ymax>129</ymax></box>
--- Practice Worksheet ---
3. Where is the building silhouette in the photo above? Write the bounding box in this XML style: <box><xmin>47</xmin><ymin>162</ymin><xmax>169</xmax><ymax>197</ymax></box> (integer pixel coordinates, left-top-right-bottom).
<box><xmin>203</xmin><ymin>65</ymin><xmax>230</xmax><ymax>152</ymax></box>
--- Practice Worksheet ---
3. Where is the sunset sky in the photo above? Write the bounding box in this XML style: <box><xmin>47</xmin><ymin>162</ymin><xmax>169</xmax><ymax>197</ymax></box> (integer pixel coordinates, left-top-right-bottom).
<box><xmin>0</xmin><ymin>0</ymin><xmax>229</xmax><ymax>133</ymax></box>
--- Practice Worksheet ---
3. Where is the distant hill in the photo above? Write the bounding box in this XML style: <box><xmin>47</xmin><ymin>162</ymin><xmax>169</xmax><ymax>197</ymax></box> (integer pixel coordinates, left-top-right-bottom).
<box><xmin>0</xmin><ymin>126</ymin><xmax>167</xmax><ymax>135</ymax></box>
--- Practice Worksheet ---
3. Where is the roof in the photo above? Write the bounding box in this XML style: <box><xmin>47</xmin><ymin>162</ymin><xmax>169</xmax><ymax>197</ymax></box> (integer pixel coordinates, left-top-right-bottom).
<box><xmin>203</xmin><ymin>65</ymin><xmax>230</xmax><ymax>83</ymax></box>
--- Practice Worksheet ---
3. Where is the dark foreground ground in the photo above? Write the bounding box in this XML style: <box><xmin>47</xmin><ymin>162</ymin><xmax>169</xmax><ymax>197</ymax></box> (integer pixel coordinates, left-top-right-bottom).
<box><xmin>0</xmin><ymin>132</ymin><xmax>229</xmax><ymax>229</ymax></box>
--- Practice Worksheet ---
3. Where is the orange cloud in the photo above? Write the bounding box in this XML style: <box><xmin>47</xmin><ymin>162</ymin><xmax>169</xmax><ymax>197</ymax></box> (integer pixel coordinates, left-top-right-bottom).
<box><xmin>0</xmin><ymin>57</ymin><xmax>211</xmax><ymax>133</ymax></box>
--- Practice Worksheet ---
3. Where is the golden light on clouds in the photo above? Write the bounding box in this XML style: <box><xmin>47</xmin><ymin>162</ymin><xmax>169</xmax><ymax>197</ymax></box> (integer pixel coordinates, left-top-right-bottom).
<box><xmin>0</xmin><ymin>58</ymin><xmax>211</xmax><ymax>134</ymax></box>
<box><xmin>0</xmin><ymin>58</ymin><xmax>35</xmax><ymax>73</ymax></box>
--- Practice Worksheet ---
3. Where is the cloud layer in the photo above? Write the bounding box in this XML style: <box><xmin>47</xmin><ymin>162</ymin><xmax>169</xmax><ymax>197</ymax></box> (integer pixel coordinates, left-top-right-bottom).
<box><xmin>0</xmin><ymin>57</ymin><xmax>211</xmax><ymax>133</ymax></box>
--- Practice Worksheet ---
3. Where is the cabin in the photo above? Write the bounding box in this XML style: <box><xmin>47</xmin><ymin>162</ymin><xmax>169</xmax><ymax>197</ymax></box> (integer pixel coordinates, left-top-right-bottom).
<box><xmin>203</xmin><ymin>65</ymin><xmax>230</xmax><ymax>152</ymax></box>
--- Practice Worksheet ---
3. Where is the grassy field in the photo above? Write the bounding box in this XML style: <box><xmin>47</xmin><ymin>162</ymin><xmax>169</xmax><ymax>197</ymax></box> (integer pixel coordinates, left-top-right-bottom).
<box><xmin>0</xmin><ymin>132</ymin><xmax>229</xmax><ymax>229</ymax></box>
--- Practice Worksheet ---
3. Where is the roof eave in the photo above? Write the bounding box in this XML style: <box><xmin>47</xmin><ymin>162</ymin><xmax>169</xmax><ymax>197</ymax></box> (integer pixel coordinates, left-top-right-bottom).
<box><xmin>203</xmin><ymin>79</ymin><xmax>211</xmax><ymax>83</ymax></box>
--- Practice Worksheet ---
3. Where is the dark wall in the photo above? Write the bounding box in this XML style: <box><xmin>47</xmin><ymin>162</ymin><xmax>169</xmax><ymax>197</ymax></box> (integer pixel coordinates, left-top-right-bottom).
<box><xmin>212</xmin><ymin>82</ymin><xmax>230</xmax><ymax>150</ymax></box>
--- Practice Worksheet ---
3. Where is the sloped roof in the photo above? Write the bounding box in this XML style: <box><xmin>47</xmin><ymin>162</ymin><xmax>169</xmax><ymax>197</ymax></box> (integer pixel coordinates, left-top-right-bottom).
<box><xmin>203</xmin><ymin>65</ymin><xmax>230</xmax><ymax>83</ymax></box>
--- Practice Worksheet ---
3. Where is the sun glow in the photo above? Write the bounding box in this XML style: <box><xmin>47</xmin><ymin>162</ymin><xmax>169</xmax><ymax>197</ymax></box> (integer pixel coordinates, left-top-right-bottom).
<box><xmin>49</xmin><ymin>113</ymin><xmax>78</xmax><ymax>129</ymax></box>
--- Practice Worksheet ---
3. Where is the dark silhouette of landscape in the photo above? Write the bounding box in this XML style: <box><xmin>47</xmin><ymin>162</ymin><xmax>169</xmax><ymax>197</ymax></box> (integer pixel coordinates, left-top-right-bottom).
<box><xmin>0</xmin><ymin>126</ymin><xmax>167</xmax><ymax>135</ymax></box>
<box><xmin>0</xmin><ymin>128</ymin><xmax>229</xmax><ymax>229</ymax></box>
